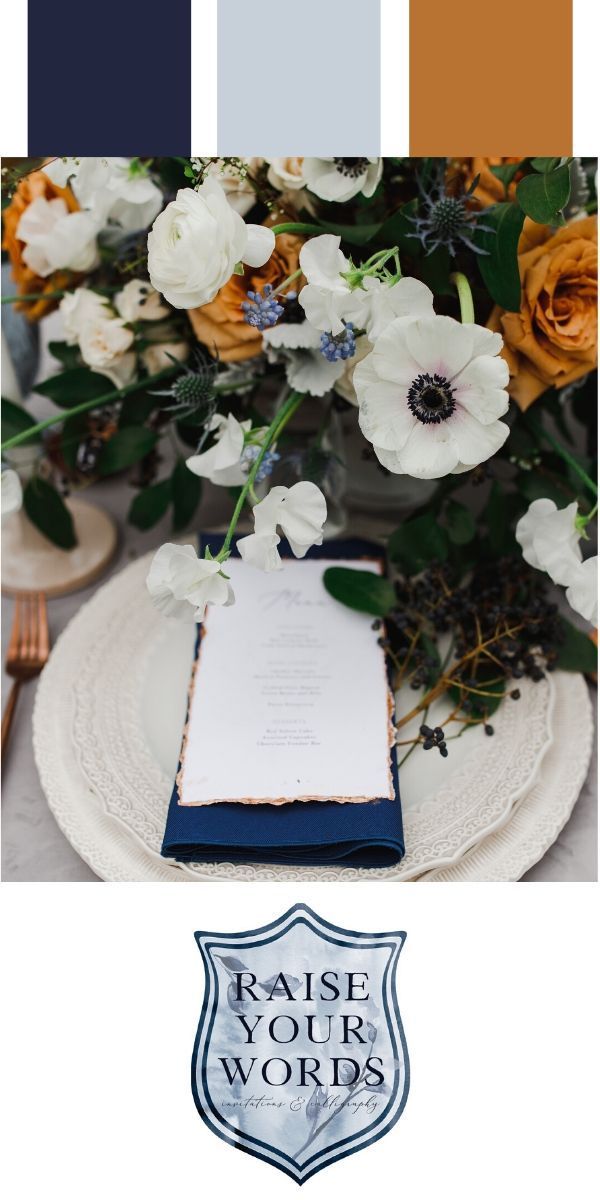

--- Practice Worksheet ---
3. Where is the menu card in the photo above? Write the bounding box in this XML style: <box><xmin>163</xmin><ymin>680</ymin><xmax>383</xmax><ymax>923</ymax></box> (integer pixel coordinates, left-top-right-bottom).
<box><xmin>177</xmin><ymin>554</ymin><xmax>394</xmax><ymax>806</ymax></box>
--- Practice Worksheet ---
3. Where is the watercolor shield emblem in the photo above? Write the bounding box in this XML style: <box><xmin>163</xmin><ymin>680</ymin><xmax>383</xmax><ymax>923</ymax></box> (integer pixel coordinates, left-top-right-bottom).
<box><xmin>192</xmin><ymin>903</ymin><xmax>409</xmax><ymax>1183</ymax></box>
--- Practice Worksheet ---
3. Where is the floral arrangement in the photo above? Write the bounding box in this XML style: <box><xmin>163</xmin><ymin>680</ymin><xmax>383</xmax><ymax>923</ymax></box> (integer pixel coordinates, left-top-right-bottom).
<box><xmin>1</xmin><ymin>156</ymin><xmax>597</xmax><ymax>754</ymax></box>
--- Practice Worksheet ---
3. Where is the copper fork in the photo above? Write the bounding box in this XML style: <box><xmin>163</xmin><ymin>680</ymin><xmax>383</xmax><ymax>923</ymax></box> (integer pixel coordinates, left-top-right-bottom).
<box><xmin>1</xmin><ymin>592</ymin><xmax>50</xmax><ymax>756</ymax></box>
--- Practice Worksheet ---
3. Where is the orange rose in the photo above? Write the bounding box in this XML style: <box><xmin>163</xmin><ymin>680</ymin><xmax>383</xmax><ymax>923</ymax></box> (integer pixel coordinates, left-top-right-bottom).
<box><xmin>488</xmin><ymin>215</ymin><xmax>597</xmax><ymax>411</ymax></box>
<box><xmin>448</xmin><ymin>157</ymin><xmax>523</xmax><ymax>207</ymax></box>
<box><xmin>188</xmin><ymin>231</ymin><xmax>304</xmax><ymax>362</ymax></box>
<box><xmin>2</xmin><ymin>168</ymin><xmax>80</xmax><ymax>321</ymax></box>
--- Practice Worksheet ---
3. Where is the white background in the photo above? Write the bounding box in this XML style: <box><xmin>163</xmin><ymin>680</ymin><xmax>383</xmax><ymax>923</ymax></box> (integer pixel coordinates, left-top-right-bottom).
<box><xmin>1</xmin><ymin>3</ymin><xmax>599</xmax><ymax>1197</ymax></box>
<box><xmin>1</xmin><ymin>884</ymin><xmax>598</xmax><ymax>1198</ymax></box>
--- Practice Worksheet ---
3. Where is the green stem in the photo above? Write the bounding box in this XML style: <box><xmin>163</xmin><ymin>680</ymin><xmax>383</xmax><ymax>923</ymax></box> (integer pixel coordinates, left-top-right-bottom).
<box><xmin>273</xmin><ymin>268</ymin><xmax>302</xmax><ymax>296</ymax></box>
<box><xmin>1</xmin><ymin>289</ymin><xmax>68</xmax><ymax>305</ymax></box>
<box><xmin>272</xmin><ymin>222</ymin><xmax>327</xmax><ymax>237</ymax></box>
<box><xmin>525</xmin><ymin>413</ymin><xmax>598</xmax><ymax>498</ymax></box>
<box><xmin>217</xmin><ymin>390</ymin><xmax>305</xmax><ymax>561</ymax></box>
<box><xmin>450</xmin><ymin>272</ymin><xmax>475</xmax><ymax>324</ymax></box>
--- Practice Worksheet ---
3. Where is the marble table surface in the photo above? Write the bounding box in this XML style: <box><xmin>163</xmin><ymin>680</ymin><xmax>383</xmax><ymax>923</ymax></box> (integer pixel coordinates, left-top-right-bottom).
<box><xmin>1</xmin><ymin>457</ymin><xmax>597</xmax><ymax>882</ymax></box>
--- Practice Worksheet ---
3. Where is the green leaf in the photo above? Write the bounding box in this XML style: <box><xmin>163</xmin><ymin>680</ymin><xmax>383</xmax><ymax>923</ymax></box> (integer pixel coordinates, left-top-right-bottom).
<box><xmin>23</xmin><ymin>476</ymin><xmax>77</xmax><ymax>549</ymax></box>
<box><xmin>529</xmin><ymin>157</ymin><xmax>561</xmax><ymax>174</ymax></box>
<box><xmin>388</xmin><ymin>513</ymin><xmax>449</xmax><ymax>575</ymax></box>
<box><xmin>35</xmin><ymin>367</ymin><xmax>111</xmax><ymax>409</ymax></box>
<box><xmin>97</xmin><ymin>427</ymin><xmax>157</xmax><ymax>476</ymax></box>
<box><xmin>323</xmin><ymin>566</ymin><xmax>395</xmax><ymax>617</ymax></box>
<box><xmin>60</xmin><ymin>411</ymin><xmax>90</xmax><ymax>472</ymax></box>
<box><xmin>475</xmin><ymin>202</ymin><xmax>525</xmax><ymax>312</ymax></box>
<box><xmin>444</xmin><ymin>499</ymin><xmax>476</xmax><ymax>545</ymax></box>
<box><xmin>118</xmin><ymin>391</ymin><xmax>158</xmax><ymax>427</ymax></box>
<box><xmin>171</xmin><ymin>457</ymin><xmax>202</xmax><ymax>531</ymax></box>
<box><xmin>517</xmin><ymin>470</ymin><xmax>573</xmax><ymax>507</ymax></box>
<box><xmin>555</xmin><ymin>617</ymin><xmax>598</xmax><ymax>673</ymax></box>
<box><xmin>419</xmin><ymin>245</ymin><xmax>452</xmax><ymax>295</ymax></box>
<box><xmin>489</xmin><ymin>162</ymin><xmax>523</xmax><ymax>189</ymax></box>
<box><xmin>516</xmin><ymin>163</ymin><xmax>571</xmax><ymax>224</ymax></box>
<box><xmin>378</xmin><ymin>199</ymin><xmax>419</xmax><ymax>251</ymax></box>
<box><xmin>47</xmin><ymin>341</ymin><xmax>81</xmax><ymax>369</ymax></box>
<box><xmin>482</xmin><ymin>482</ymin><xmax>521</xmax><ymax>556</ymax></box>
<box><xmin>315</xmin><ymin>219</ymin><xmax>384</xmax><ymax>247</ymax></box>
<box><xmin>128</xmin><ymin>479</ymin><xmax>172</xmax><ymax>530</ymax></box>
<box><xmin>1</xmin><ymin>397</ymin><xmax>41</xmax><ymax>444</ymax></box>
<box><xmin>449</xmin><ymin>667</ymin><xmax>506</xmax><ymax>718</ymax></box>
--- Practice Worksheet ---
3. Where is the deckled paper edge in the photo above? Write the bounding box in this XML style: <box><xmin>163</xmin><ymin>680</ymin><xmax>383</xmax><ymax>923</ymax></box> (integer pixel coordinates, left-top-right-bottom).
<box><xmin>176</xmin><ymin>554</ymin><xmax>396</xmax><ymax>807</ymax></box>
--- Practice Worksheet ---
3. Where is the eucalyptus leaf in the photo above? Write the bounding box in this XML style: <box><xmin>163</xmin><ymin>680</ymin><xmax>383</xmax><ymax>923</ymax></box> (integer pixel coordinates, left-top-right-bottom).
<box><xmin>171</xmin><ymin>457</ymin><xmax>202</xmax><ymax>531</ymax></box>
<box><xmin>555</xmin><ymin>616</ymin><xmax>597</xmax><ymax>673</ymax></box>
<box><xmin>388</xmin><ymin>513</ymin><xmax>449</xmax><ymax>575</ymax></box>
<box><xmin>529</xmin><ymin>157</ymin><xmax>561</xmax><ymax>173</ymax></box>
<box><xmin>323</xmin><ymin>566</ymin><xmax>395</xmax><ymax>617</ymax></box>
<box><xmin>474</xmin><ymin>202</ymin><xmax>525</xmax><ymax>311</ymax></box>
<box><xmin>23</xmin><ymin>476</ymin><xmax>77</xmax><ymax>549</ymax></box>
<box><xmin>128</xmin><ymin>479</ymin><xmax>172</xmax><ymax>530</ymax></box>
<box><xmin>97</xmin><ymin>427</ymin><xmax>158</xmax><ymax>476</ymax></box>
<box><xmin>516</xmin><ymin>163</ymin><xmax>571</xmax><ymax>224</ymax></box>
<box><xmin>1</xmin><ymin>397</ymin><xmax>41</xmax><ymax>444</ymax></box>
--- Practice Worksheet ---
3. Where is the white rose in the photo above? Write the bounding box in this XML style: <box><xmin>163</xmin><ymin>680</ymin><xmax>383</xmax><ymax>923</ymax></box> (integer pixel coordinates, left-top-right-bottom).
<box><xmin>147</xmin><ymin>179</ymin><xmax>275</xmax><ymax>310</ymax></box>
<box><xmin>115</xmin><ymin>279</ymin><xmax>170</xmax><ymax>323</ymax></box>
<box><xmin>16</xmin><ymin>196</ymin><xmax>99</xmax><ymax>278</ymax></box>
<box><xmin>266</xmin><ymin>157</ymin><xmax>306</xmax><ymax>191</ymax></box>
<box><xmin>78</xmin><ymin>315</ymin><xmax>136</xmax><ymax>389</ymax></box>
<box><xmin>59</xmin><ymin>288</ymin><xmax>111</xmax><ymax>344</ymax></box>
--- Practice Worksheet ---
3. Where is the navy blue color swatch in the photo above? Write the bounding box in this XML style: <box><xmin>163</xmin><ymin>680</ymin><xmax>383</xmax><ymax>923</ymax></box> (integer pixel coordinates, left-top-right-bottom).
<box><xmin>28</xmin><ymin>0</ymin><xmax>191</xmax><ymax>155</ymax></box>
<box><xmin>162</xmin><ymin>536</ymin><xmax>404</xmax><ymax>869</ymax></box>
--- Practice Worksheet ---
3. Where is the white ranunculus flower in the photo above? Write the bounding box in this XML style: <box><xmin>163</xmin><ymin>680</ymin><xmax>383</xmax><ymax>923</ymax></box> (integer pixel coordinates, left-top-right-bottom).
<box><xmin>16</xmin><ymin>197</ymin><xmax>100</xmax><ymax>277</ymax></box>
<box><xmin>141</xmin><ymin>341</ymin><xmax>189</xmax><ymax>374</ymax></box>
<box><xmin>566</xmin><ymin>557</ymin><xmax>598</xmax><ymax>626</ymax></box>
<box><xmin>46</xmin><ymin>157</ymin><xmax>163</xmax><ymax>233</ymax></box>
<box><xmin>59</xmin><ymin>288</ymin><xmax>111</xmax><ymax>343</ymax></box>
<box><xmin>262</xmin><ymin>321</ymin><xmax>346</xmax><ymax>396</ymax></box>
<box><xmin>302</xmin><ymin>157</ymin><xmax>383</xmax><ymax>203</ymax></box>
<box><xmin>353</xmin><ymin>314</ymin><xmax>510</xmax><ymax>479</ymax></box>
<box><xmin>78</xmin><ymin>314</ymin><xmax>136</xmax><ymax>389</ymax></box>
<box><xmin>147</xmin><ymin>179</ymin><xmax>275</xmax><ymax>309</ymax></box>
<box><xmin>186</xmin><ymin>413</ymin><xmax>252</xmax><ymax>487</ymax></box>
<box><xmin>515</xmin><ymin>499</ymin><xmax>583</xmax><ymax>586</ymax></box>
<box><xmin>298</xmin><ymin>234</ymin><xmax>371</xmax><ymax>335</ymax></box>
<box><xmin>1</xmin><ymin>470</ymin><xmax>23</xmax><ymax>518</ymax></box>
<box><xmin>237</xmin><ymin>481</ymin><xmax>327</xmax><ymax>571</ymax></box>
<box><xmin>147</xmin><ymin>543</ymin><xmax>235</xmax><ymax>622</ymax></box>
<box><xmin>115</xmin><ymin>279</ymin><xmax>170</xmax><ymax>323</ymax></box>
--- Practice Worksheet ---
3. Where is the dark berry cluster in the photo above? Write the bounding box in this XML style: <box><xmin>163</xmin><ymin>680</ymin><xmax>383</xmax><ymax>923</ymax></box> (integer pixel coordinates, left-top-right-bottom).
<box><xmin>419</xmin><ymin>725</ymin><xmax>448</xmax><ymax>757</ymax></box>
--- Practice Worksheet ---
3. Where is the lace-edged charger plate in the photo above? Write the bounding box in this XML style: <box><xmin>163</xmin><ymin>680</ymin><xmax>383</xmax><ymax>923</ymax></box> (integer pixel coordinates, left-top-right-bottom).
<box><xmin>32</xmin><ymin>551</ymin><xmax>590</xmax><ymax>882</ymax></box>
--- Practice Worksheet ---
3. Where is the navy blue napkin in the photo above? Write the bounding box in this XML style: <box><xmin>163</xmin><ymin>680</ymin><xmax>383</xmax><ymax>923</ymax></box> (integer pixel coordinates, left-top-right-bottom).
<box><xmin>161</xmin><ymin>535</ymin><xmax>404</xmax><ymax>868</ymax></box>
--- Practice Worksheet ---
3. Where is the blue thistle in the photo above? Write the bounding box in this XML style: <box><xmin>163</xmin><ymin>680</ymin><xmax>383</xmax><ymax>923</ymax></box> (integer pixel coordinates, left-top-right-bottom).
<box><xmin>407</xmin><ymin>162</ymin><xmax>493</xmax><ymax>256</ymax></box>
<box><xmin>320</xmin><ymin>321</ymin><xmax>356</xmax><ymax>363</ymax></box>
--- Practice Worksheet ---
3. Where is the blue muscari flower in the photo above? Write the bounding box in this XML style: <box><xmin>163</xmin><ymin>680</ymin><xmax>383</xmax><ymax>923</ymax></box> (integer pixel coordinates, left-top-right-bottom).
<box><xmin>242</xmin><ymin>445</ymin><xmax>281</xmax><ymax>482</ymax></box>
<box><xmin>320</xmin><ymin>321</ymin><xmax>356</xmax><ymax>363</ymax></box>
<box><xmin>241</xmin><ymin>283</ymin><xmax>285</xmax><ymax>331</ymax></box>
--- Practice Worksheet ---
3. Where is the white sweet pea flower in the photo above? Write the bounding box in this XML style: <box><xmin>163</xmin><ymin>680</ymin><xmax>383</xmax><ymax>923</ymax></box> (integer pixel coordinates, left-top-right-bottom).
<box><xmin>115</xmin><ymin>279</ymin><xmax>170</xmax><ymax>323</ymax></box>
<box><xmin>238</xmin><ymin>481</ymin><xmax>327</xmax><ymax>571</ymax></box>
<box><xmin>59</xmin><ymin>288</ymin><xmax>111</xmax><ymax>343</ymax></box>
<box><xmin>45</xmin><ymin>157</ymin><xmax>163</xmax><ymax>233</ymax></box>
<box><xmin>1</xmin><ymin>470</ymin><xmax>23</xmax><ymax>518</ymax></box>
<box><xmin>186</xmin><ymin>413</ymin><xmax>253</xmax><ymax>487</ymax></box>
<box><xmin>298</xmin><ymin>235</ymin><xmax>370</xmax><ymax>335</ymax></box>
<box><xmin>16</xmin><ymin>197</ymin><xmax>99</xmax><ymax>277</ymax></box>
<box><xmin>147</xmin><ymin>543</ymin><xmax>234</xmax><ymax>622</ymax></box>
<box><xmin>78</xmin><ymin>314</ymin><xmax>136</xmax><ymax>389</ymax></box>
<box><xmin>262</xmin><ymin>321</ymin><xmax>346</xmax><ymax>397</ymax></box>
<box><xmin>515</xmin><ymin>499</ymin><xmax>583</xmax><ymax>586</ymax></box>
<box><xmin>362</xmin><ymin>275</ymin><xmax>435</xmax><ymax>341</ymax></box>
<box><xmin>353</xmin><ymin>315</ymin><xmax>510</xmax><ymax>479</ymax></box>
<box><xmin>566</xmin><ymin>557</ymin><xmax>598</xmax><ymax>626</ymax></box>
<box><xmin>147</xmin><ymin>179</ymin><xmax>275</xmax><ymax>309</ymax></box>
<box><xmin>302</xmin><ymin>157</ymin><xmax>383</xmax><ymax>203</ymax></box>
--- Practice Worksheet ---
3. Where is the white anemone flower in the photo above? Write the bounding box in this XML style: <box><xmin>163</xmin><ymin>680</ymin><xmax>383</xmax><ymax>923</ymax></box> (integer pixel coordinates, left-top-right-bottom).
<box><xmin>302</xmin><ymin>158</ymin><xmax>383</xmax><ymax>203</ymax></box>
<box><xmin>186</xmin><ymin>413</ymin><xmax>252</xmax><ymax>487</ymax></box>
<box><xmin>146</xmin><ymin>543</ymin><xmax>234</xmax><ymax>622</ymax></box>
<box><xmin>238</xmin><ymin>481</ymin><xmax>327</xmax><ymax>571</ymax></box>
<box><xmin>353</xmin><ymin>314</ymin><xmax>510</xmax><ymax>479</ymax></box>
<box><xmin>515</xmin><ymin>499</ymin><xmax>583</xmax><ymax>586</ymax></box>
<box><xmin>566</xmin><ymin>557</ymin><xmax>598</xmax><ymax>626</ymax></box>
<box><xmin>147</xmin><ymin>179</ymin><xmax>275</xmax><ymax>310</ymax></box>
<box><xmin>1</xmin><ymin>470</ymin><xmax>23</xmax><ymax>518</ymax></box>
<box><xmin>298</xmin><ymin>235</ymin><xmax>371</xmax><ymax>335</ymax></box>
<box><xmin>262</xmin><ymin>321</ymin><xmax>346</xmax><ymax>397</ymax></box>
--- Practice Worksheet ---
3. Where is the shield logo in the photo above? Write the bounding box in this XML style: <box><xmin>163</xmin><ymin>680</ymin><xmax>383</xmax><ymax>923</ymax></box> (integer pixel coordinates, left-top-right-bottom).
<box><xmin>192</xmin><ymin>903</ymin><xmax>409</xmax><ymax>1184</ymax></box>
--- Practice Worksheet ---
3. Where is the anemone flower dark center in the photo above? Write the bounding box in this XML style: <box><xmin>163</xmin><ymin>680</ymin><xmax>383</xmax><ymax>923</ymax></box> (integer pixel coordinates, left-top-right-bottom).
<box><xmin>407</xmin><ymin>372</ymin><xmax>456</xmax><ymax>424</ymax></box>
<box><xmin>333</xmin><ymin>157</ymin><xmax>369</xmax><ymax>179</ymax></box>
